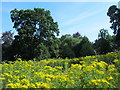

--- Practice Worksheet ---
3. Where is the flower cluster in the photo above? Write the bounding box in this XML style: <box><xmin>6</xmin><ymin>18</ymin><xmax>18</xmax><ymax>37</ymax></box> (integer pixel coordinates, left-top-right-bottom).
<box><xmin>0</xmin><ymin>51</ymin><xmax>120</xmax><ymax>88</ymax></box>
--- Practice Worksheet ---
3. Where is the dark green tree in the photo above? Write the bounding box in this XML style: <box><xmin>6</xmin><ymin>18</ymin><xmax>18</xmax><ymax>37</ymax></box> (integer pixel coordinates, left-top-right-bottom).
<box><xmin>10</xmin><ymin>8</ymin><xmax>59</xmax><ymax>60</ymax></box>
<box><xmin>107</xmin><ymin>5</ymin><xmax>120</xmax><ymax>48</ymax></box>
<box><xmin>1</xmin><ymin>31</ymin><xmax>14</xmax><ymax>60</ymax></box>
<box><xmin>74</xmin><ymin>36</ymin><xmax>95</xmax><ymax>57</ymax></box>
<box><xmin>34</xmin><ymin>43</ymin><xmax>50</xmax><ymax>60</ymax></box>
<box><xmin>60</xmin><ymin>34</ymin><xmax>81</xmax><ymax>58</ymax></box>
<box><xmin>98</xmin><ymin>29</ymin><xmax>110</xmax><ymax>39</ymax></box>
<box><xmin>94</xmin><ymin>29</ymin><xmax>113</xmax><ymax>54</ymax></box>
<box><xmin>1</xmin><ymin>30</ymin><xmax>14</xmax><ymax>47</ymax></box>
<box><xmin>45</xmin><ymin>38</ymin><xmax>60</xmax><ymax>58</ymax></box>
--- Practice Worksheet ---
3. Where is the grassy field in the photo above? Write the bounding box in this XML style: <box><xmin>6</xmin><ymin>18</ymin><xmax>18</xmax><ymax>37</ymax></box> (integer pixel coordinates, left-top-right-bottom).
<box><xmin>0</xmin><ymin>51</ymin><xmax>120</xmax><ymax>88</ymax></box>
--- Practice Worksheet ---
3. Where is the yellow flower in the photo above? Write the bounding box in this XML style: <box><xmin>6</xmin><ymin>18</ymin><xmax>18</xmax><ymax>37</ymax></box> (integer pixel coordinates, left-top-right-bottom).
<box><xmin>14</xmin><ymin>70</ymin><xmax>19</xmax><ymax>73</ymax></box>
<box><xmin>31</xmin><ymin>69</ymin><xmax>34</xmax><ymax>72</ymax></box>
<box><xmin>13</xmin><ymin>76</ymin><xmax>19</xmax><ymax>79</ymax></box>
<box><xmin>86</xmin><ymin>65</ymin><xmax>94</xmax><ymax>70</ymax></box>
<box><xmin>65</xmin><ymin>62</ymin><xmax>68</xmax><ymax>65</ymax></box>
<box><xmin>46</xmin><ymin>78</ymin><xmax>51</xmax><ymax>82</ymax></box>
<box><xmin>108</xmin><ymin>68</ymin><xmax>116</xmax><ymax>72</ymax></box>
<box><xmin>107</xmin><ymin>76</ymin><xmax>113</xmax><ymax>80</ymax></box>
<box><xmin>1</xmin><ymin>74</ymin><xmax>4</xmax><ymax>77</ymax></box>
<box><xmin>22</xmin><ymin>75</ymin><xmax>26</xmax><ymax>78</ymax></box>
<box><xmin>27</xmin><ymin>64</ymin><xmax>32</xmax><ymax>67</ymax></box>
<box><xmin>7</xmin><ymin>83</ymin><xmax>16</xmax><ymax>88</ymax></box>
<box><xmin>8</xmin><ymin>79</ymin><xmax>12</xmax><ymax>83</ymax></box>
<box><xmin>30</xmin><ymin>83</ymin><xmax>36</xmax><ymax>88</ymax></box>
<box><xmin>21</xmin><ymin>85</ymin><xmax>28</xmax><ymax>88</ymax></box>
<box><xmin>35</xmin><ymin>82</ymin><xmax>50</xmax><ymax>88</ymax></box>
<box><xmin>17</xmin><ymin>58</ymin><xmax>22</xmax><ymax>61</ymax></box>
<box><xmin>71</xmin><ymin>64</ymin><xmax>82</xmax><ymax>70</ymax></box>
<box><xmin>71</xmin><ymin>80</ymin><xmax>75</xmax><ymax>84</ymax></box>
<box><xmin>113</xmin><ymin>59</ymin><xmax>119</xmax><ymax>63</ymax></box>
<box><xmin>112</xmin><ymin>73</ymin><xmax>120</xmax><ymax>76</ymax></box>
<box><xmin>17</xmin><ymin>79</ymin><xmax>20</xmax><ymax>83</ymax></box>
<box><xmin>97</xmin><ymin>61</ymin><xmax>108</xmax><ymax>69</ymax></box>
<box><xmin>4</xmin><ymin>73</ymin><xmax>9</xmax><ymax>76</ymax></box>
<box><xmin>80</xmin><ymin>61</ymin><xmax>85</xmax><ymax>64</ymax></box>
<box><xmin>90</xmin><ymin>79</ymin><xmax>110</xmax><ymax>85</ymax></box>
<box><xmin>21</xmin><ymin>79</ymin><xmax>30</xmax><ymax>85</ymax></box>
<box><xmin>100</xmin><ymin>79</ymin><xmax>110</xmax><ymax>85</ymax></box>
<box><xmin>52</xmin><ymin>86</ymin><xmax>56</xmax><ymax>88</ymax></box>
<box><xmin>35</xmin><ymin>82</ymin><xmax>41</xmax><ymax>87</ymax></box>
<box><xmin>40</xmin><ymin>83</ymin><xmax>50</xmax><ymax>88</ymax></box>
<box><xmin>108</xmin><ymin>65</ymin><xmax>115</xmax><ymax>68</ymax></box>
<box><xmin>14</xmin><ymin>83</ymin><xmax>21</xmax><ymax>87</ymax></box>
<box><xmin>91</xmin><ymin>62</ymin><xmax>97</xmax><ymax>67</ymax></box>
<box><xmin>8</xmin><ymin>71</ymin><xmax>13</xmax><ymax>74</ymax></box>
<box><xmin>96</xmin><ymin>70</ymin><xmax>104</xmax><ymax>74</ymax></box>
<box><xmin>90</xmin><ymin>80</ymin><xmax>96</xmax><ymax>83</ymax></box>
<box><xmin>54</xmin><ymin>66</ymin><xmax>63</xmax><ymax>70</ymax></box>
<box><xmin>0</xmin><ymin>78</ymin><xmax>5</xmax><ymax>80</ymax></box>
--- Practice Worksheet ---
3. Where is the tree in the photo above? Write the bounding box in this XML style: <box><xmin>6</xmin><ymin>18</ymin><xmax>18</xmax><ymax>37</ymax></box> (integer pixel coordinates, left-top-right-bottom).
<box><xmin>107</xmin><ymin>5</ymin><xmax>120</xmax><ymax>48</ymax></box>
<box><xmin>73</xmin><ymin>32</ymin><xmax>81</xmax><ymax>38</ymax></box>
<box><xmin>98</xmin><ymin>29</ymin><xmax>110</xmax><ymax>39</ymax></box>
<box><xmin>94</xmin><ymin>29</ymin><xmax>113</xmax><ymax>54</ymax></box>
<box><xmin>60</xmin><ymin>34</ymin><xmax>81</xmax><ymax>58</ymax></box>
<box><xmin>74</xmin><ymin>36</ymin><xmax>95</xmax><ymax>57</ymax></box>
<box><xmin>1</xmin><ymin>31</ymin><xmax>14</xmax><ymax>60</ymax></box>
<box><xmin>10</xmin><ymin>8</ymin><xmax>59</xmax><ymax>60</ymax></box>
<box><xmin>1</xmin><ymin>30</ymin><xmax>14</xmax><ymax>47</ymax></box>
<box><xmin>34</xmin><ymin>43</ymin><xmax>50</xmax><ymax>60</ymax></box>
<box><xmin>61</xmin><ymin>34</ymin><xmax>71</xmax><ymax>41</ymax></box>
<box><xmin>45</xmin><ymin>38</ymin><xmax>60</xmax><ymax>58</ymax></box>
<box><xmin>94</xmin><ymin>39</ymin><xmax>112</xmax><ymax>54</ymax></box>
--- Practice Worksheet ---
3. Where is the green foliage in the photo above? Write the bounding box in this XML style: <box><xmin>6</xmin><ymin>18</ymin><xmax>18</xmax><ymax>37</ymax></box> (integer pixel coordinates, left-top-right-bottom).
<box><xmin>1</xmin><ymin>30</ymin><xmax>14</xmax><ymax>47</ymax></box>
<box><xmin>98</xmin><ymin>29</ymin><xmax>110</xmax><ymax>39</ymax></box>
<box><xmin>94</xmin><ymin>29</ymin><xmax>113</xmax><ymax>54</ymax></box>
<box><xmin>10</xmin><ymin>8</ymin><xmax>59</xmax><ymax>60</ymax></box>
<box><xmin>34</xmin><ymin>43</ymin><xmax>50</xmax><ymax>60</ymax></box>
<box><xmin>2</xmin><ymin>6</ymin><xmax>120</xmax><ymax>62</ymax></box>
<box><xmin>1</xmin><ymin>31</ymin><xmax>14</xmax><ymax>60</ymax></box>
<box><xmin>74</xmin><ymin>36</ymin><xmax>95</xmax><ymax>57</ymax></box>
<box><xmin>60</xmin><ymin>34</ymin><xmax>81</xmax><ymax>58</ymax></box>
<box><xmin>94</xmin><ymin>39</ymin><xmax>112</xmax><ymax>54</ymax></box>
<box><xmin>45</xmin><ymin>38</ymin><xmax>60</xmax><ymax>58</ymax></box>
<box><xmin>1</xmin><ymin>51</ymin><xmax>120</xmax><ymax>88</ymax></box>
<box><xmin>60</xmin><ymin>44</ymin><xmax>75</xmax><ymax>58</ymax></box>
<box><xmin>107</xmin><ymin>5</ymin><xmax>120</xmax><ymax>48</ymax></box>
<box><xmin>107</xmin><ymin>5</ymin><xmax>119</xmax><ymax>35</ymax></box>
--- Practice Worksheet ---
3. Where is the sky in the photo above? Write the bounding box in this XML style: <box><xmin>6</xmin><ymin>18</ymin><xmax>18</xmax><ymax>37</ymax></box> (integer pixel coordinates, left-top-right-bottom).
<box><xmin>1</xmin><ymin>1</ymin><xmax>119</xmax><ymax>42</ymax></box>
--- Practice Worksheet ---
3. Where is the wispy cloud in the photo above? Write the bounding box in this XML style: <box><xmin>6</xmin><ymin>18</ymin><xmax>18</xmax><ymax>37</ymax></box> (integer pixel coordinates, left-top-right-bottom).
<box><xmin>1</xmin><ymin>0</ymin><xmax>119</xmax><ymax>2</ymax></box>
<box><xmin>60</xmin><ymin>18</ymin><xmax>112</xmax><ymax>42</ymax></box>
<box><xmin>60</xmin><ymin>9</ymin><xmax>103</xmax><ymax>28</ymax></box>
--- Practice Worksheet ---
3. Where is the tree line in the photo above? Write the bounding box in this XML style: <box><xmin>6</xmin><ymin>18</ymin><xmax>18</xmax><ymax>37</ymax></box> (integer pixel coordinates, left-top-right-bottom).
<box><xmin>1</xmin><ymin>5</ymin><xmax>120</xmax><ymax>61</ymax></box>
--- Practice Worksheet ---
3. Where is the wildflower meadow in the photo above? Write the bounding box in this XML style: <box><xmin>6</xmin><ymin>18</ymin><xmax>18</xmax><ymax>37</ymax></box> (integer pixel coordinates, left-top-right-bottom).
<box><xmin>0</xmin><ymin>51</ymin><xmax>120</xmax><ymax>88</ymax></box>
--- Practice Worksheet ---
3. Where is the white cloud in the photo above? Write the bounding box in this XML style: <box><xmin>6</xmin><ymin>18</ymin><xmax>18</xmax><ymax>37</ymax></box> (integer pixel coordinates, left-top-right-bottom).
<box><xmin>59</xmin><ymin>19</ymin><xmax>113</xmax><ymax>42</ymax></box>
<box><xmin>60</xmin><ymin>9</ymin><xmax>103</xmax><ymax>28</ymax></box>
<box><xmin>1</xmin><ymin>0</ymin><xmax>119</xmax><ymax>2</ymax></box>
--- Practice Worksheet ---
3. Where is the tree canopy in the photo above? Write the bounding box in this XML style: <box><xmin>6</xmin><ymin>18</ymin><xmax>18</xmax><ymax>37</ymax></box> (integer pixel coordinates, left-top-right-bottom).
<box><xmin>107</xmin><ymin>5</ymin><xmax>120</xmax><ymax>47</ymax></box>
<box><xmin>94</xmin><ymin>29</ymin><xmax>113</xmax><ymax>54</ymax></box>
<box><xmin>10</xmin><ymin>8</ymin><xmax>60</xmax><ymax>60</ymax></box>
<box><xmin>1</xmin><ymin>5</ymin><xmax>120</xmax><ymax>61</ymax></box>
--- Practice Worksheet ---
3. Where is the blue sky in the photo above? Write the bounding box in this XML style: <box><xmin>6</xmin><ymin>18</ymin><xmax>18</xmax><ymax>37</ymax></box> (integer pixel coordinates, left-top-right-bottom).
<box><xmin>1</xmin><ymin>2</ymin><xmax>118</xmax><ymax>42</ymax></box>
